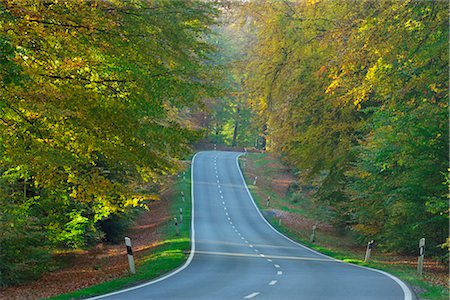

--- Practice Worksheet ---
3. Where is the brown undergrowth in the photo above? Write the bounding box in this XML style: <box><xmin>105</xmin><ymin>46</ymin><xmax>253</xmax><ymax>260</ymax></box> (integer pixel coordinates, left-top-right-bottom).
<box><xmin>0</xmin><ymin>191</ymin><xmax>172</xmax><ymax>300</ymax></box>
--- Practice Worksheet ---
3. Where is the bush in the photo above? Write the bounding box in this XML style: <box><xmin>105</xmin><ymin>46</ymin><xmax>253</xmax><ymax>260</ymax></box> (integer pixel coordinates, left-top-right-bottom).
<box><xmin>0</xmin><ymin>214</ymin><xmax>51</xmax><ymax>287</ymax></box>
<box><xmin>98</xmin><ymin>210</ymin><xmax>140</xmax><ymax>244</ymax></box>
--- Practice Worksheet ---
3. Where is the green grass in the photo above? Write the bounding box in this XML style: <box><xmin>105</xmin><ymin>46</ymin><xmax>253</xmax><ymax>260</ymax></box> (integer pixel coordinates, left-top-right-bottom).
<box><xmin>49</xmin><ymin>165</ymin><xmax>193</xmax><ymax>300</ymax></box>
<box><xmin>239</xmin><ymin>153</ymin><xmax>449</xmax><ymax>300</ymax></box>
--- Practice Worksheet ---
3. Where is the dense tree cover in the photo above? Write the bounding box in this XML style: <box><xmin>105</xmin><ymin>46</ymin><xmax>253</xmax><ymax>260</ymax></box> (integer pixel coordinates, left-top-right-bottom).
<box><xmin>0</xmin><ymin>0</ymin><xmax>219</xmax><ymax>286</ymax></box>
<box><xmin>193</xmin><ymin>14</ymin><xmax>258</xmax><ymax>148</ymax></box>
<box><xmin>238</xmin><ymin>0</ymin><xmax>448</xmax><ymax>256</ymax></box>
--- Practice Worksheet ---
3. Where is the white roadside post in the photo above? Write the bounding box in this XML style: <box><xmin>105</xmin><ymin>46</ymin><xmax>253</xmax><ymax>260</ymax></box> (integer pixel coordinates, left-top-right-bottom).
<box><xmin>214</xmin><ymin>143</ymin><xmax>217</xmax><ymax>150</ymax></box>
<box><xmin>364</xmin><ymin>240</ymin><xmax>375</xmax><ymax>262</ymax></box>
<box><xmin>174</xmin><ymin>217</ymin><xmax>179</xmax><ymax>236</ymax></box>
<box><xmin>253</xmin><ymin>176</ymin><xmax>258</xmax><ymax>185</ymax></box>
<box><xmin>266</xmin><ymin>196</ymin><xmax>271</xmax><ymax>207</ymax></box>
<box><xmin>179</xmin><ymin>208</ymin><xmax>183</xmax><ymax>223</ymax></box>
<box><xmin>417</xmin><ymin>238</ymin><xmax>425</xmax><ymax>276</ymax></box>
<box><xmin>124</xmin><ymin>237</ymin><xmax>136</xmax><ymax>274</ymax></box>
<box><xmin>310</xmin><ymin>224</ymin><xmax>317</xmax><ymax>243</ymax></box>
<box><xmin>181</xmin><ymin>191</ymin><xmax>185</xmax><ymax>202</ymax></box>
<box><xmin>183</xmin><ymin>172</ymin><xmax>186</xmax><ymax>181</ymax></box>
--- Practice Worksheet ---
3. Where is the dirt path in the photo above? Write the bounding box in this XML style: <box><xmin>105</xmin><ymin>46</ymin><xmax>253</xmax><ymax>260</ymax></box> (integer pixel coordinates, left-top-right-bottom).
<box><xmin>0</xmin><ymin>195</ymin><xmax>171</xmax><ymax>300</ymax></box>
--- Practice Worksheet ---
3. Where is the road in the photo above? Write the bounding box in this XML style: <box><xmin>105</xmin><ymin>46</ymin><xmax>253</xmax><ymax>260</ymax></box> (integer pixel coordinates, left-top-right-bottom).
<box><xmin>93</xmin><ymin>151</ymin><xmax>414</xmax><ymax>300</ymax></box>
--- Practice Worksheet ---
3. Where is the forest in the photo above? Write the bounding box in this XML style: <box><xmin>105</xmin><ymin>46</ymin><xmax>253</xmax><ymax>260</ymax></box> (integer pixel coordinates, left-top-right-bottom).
<box><xmin>0</xmin><ymin>0</ymin><xmax>448</xmax><ymax>288</ymax></box>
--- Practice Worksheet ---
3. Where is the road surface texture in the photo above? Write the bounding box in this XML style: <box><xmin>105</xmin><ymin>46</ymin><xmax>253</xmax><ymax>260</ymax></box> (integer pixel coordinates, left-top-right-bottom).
<box><xmin>92</xmin><ymin>151</ymin><xmax>414</xmax><ymax>300</ymax></box>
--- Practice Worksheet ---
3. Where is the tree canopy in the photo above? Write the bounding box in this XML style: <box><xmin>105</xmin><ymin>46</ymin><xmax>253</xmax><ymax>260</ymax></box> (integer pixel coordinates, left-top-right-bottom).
<box><xmin>236</xmin><ymin>0</ymin><xmax>448</xmax><ymax>256</ymax></box>
<box><xmin>0</xmin><ymin>0</ymin><xmax>219</xmax><ymax>286</ymax></box>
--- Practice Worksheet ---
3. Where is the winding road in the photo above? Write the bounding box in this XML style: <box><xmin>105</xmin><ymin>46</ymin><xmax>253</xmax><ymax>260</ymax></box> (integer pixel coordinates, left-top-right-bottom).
<box><xmin>92</xmin><ymin>151</ymin><xmax>415</xmax><ymax>300</ymax></box>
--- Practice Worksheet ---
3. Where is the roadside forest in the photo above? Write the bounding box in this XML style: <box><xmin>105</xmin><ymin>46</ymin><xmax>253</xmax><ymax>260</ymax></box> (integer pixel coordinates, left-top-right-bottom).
<box><xmin>0</xmin><ymin>0</ymin><xmax>220</xmax><ymax>286</ymax></box>
<box><xmin>0</xmin><ymin>0</ymin><xmax>448</xmax><ymax>290</ymax></box>
<box><xmin>233</xmin><ymin>0</ymin><xmax>448</xmax><ymax>258</ymax></box>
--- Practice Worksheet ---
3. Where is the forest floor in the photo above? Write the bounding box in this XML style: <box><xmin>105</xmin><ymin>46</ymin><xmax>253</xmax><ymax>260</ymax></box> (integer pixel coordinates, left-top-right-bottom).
<box><xmin>0</xmin><ymin>168</ymin><xmax>191</xmax><ymax>300</ymax></box>
<box><xmin>239</xmin><ymin>152</ymin><xmax>449</xmax><ymax>300</ymax></box>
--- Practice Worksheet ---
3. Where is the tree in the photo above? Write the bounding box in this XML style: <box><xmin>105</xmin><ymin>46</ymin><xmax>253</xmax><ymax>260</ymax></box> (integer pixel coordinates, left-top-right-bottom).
<box><xmin>0</xmin><ymin>0</ymin><xmax>219</xmax><ymax>286</ymax></box>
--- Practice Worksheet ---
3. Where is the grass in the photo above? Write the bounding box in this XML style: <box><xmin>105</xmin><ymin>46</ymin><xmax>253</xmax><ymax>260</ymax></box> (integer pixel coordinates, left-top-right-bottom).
<box><xmin>239</xmin><ymin>152</ymin><xmax>449</xmax><ymax>300</ymax></box>
<box><xmin>49</xmin><ymin>164</ymin><xmax>193</xmax><ymax>300</ymax></box>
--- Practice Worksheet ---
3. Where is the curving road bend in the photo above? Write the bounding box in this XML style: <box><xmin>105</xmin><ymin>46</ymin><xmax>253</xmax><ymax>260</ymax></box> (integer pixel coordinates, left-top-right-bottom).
<box><xmin>92</xmin><ymin>151</ymin><xmax>415</xmax><ymax>300</ymax></box>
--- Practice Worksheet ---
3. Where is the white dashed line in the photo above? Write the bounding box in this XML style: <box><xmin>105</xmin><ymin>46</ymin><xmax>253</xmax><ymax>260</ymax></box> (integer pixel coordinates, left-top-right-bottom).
<box><xmin>227</xmin><ymin>217</ymin><xmax>231</xmax><ymax>220</ymax></box>
<box><xmin>217</xmin><ymin>180</ymin><xmax>219</xmax><ymax>183</ymax></box>
<box><xmin>219</xmin><ymin>190</ymin><xmax>222</xmax><ymax>194</ymax></box>
<box><xmin>267</xmin><ymin>259</ymin><xmax>272</xmax><ymax>262</ymax></box>
<box><xmin>241</xmin><ymin>237</ymin><xmax>245</xmax><ymax>240</ymax></box>
<box><xmin>274</xmin><ymin>264</ymin><xmax>280</xmax><ymax>268</ymax></box>
<box><xmin>254</xmin><ymin>249</ymin><xmax>259</xmax><ymax>252</ymax></box>
<box><xmin>277</xmin><ymin>271</ymin><xmax>282</xmax><ymax>275</ymax></box>
<box><xmin>220</xmin><ymin>195</ymin><xmax>224</xmax><ymax>199</ymax></box>
<box><xmin>237</xmin><ymin>232</ymin><xmax>241</xmax><ymax>236</ymax></box>
<box><xmin>249</xmin><ymin>244</ymin><xmax>253</xmax><ymax>248</ymax></box>
<box><xmin>222</xmin><ymin>201</ymin><xmax>225</xmax><ymax>205</ymax></box>
<box><xmin>245</xmin><ymin>241</ymin><xmax>249</xmax><ymax>243</ymax></box>
<box><xmin>260</xmin><ymin>254</ymin><xmax>265</xmax><ymax>257</ymax></box>
<box><xmin>224</xmin><ymin>207</ymin><xmax>227</xmax><ymax>210</ymax></box>
<box><xmin>269</xmin><ymin>280</ymin><xmax>277</xmax><ymax>286</ymax></box>
<box><xmin>244</xmin><ymin>292</ymin><xmax>260</xmax><ymax>299</ymax></box>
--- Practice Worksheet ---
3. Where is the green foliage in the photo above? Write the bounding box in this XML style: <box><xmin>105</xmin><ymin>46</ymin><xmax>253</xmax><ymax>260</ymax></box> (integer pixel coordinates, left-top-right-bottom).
<box><xmin>0</xmin><ymin>209</ymin><xmax>51</xmax><ymax>287</ymax></box>
<box><xmin>237</xmin><ymin>0</ymin><xmax>448</xmax><ymax>256</ymax></box>
<box><xmin>99</xmin><ymin>210</ymin><xmax>138</xmax><ymax>244</ymax></box>
<box><xmin>0</xmin><ymin>0</ymin><xmax>218</xmax><ymax>286</ymax></box>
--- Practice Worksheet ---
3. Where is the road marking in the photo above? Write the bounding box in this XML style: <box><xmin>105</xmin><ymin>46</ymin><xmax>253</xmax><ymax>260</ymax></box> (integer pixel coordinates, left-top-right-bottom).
<box><xmin>241</xmin><ymin>237</ymin><xmax>245</xmax><ymax>240</ymax></box>
<box><xmin>277</xmin><ymin>271</ymin><xmax>282</xmax><ymax>275</ymax></box>
<box><xmin>235</xmin><ymin>154</ymin><xmax>415</xmax><ymax>300</ymax></box>
<box><xmin>237</xmin><ymin>232</ymin><xmax>241</xmax><ymax>236</ymax></box>
<box><xmin>224</xmin><ymin>207</ymin><xmax>227</xmax><ymax>210</ymax></box>
<box><xmin>220</xmin><ymin>195</ymin><xmax>224</xmax><ymax>199</ymax></box>
<box><xmin>274</xmin><ymin>264</ymin><xmax>280</xmax><ymax>268</ymax></box>
<box><xmin>232</xmin><ymin>225</ymin><xmax>235</xmax><ymax>228</ymax></box>
<box><xmin>249</xmin><ymin>244</ymin><xmax>253</xmax><ymax>248</ymax></box>
<box><xmin>269</xmin><ymin>280</ymin><xmax>277</xmax><ymax>286</ymax></box>
<box><xmin>260</xmin><ymin>254</ymin><xmax>265</xmax><ymax>257</ymax></box>
<box><xmin>245</xmin><ymin>240</ymin><xmax>249</xmax><ymax>243</ymax></box>
<box><xmin>219</xmin><ymin>190</ymin><xmax>222</xmax><ymax>194</ymax></box>
<box><xmin>267</xmin><ymin>259</ymin><xmax>272</xmax><ymax>262</ymax></box>
<box><xmin>254</xmin><ymin>249</ymin><xmax>259</xmax><ymax>252</ymax></box>
<box><xmin>222</xmin><ymin>201</ymin><xmax>225</xmax><ymax>205</ymax></box>
<box><xmin>229</xmin><ymin>221</ymin><xmax>233</xmax><ymax>225</ymax></box>
<box><xmin>217</xmin><ymin>180</ymin><xmax>219</xmax><ymax>183</ymax></box>
<box><xmin>244</xmin><ymin>292</ymin><xmax>260</xmax><ymax>299</ymax></box>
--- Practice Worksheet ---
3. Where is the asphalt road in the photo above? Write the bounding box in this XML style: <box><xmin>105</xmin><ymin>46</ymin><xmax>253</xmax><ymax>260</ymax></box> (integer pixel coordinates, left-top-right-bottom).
<box><xmin>93</xmin><ymin>151</ymin><xmax>415</xmax><ymax>300</ymax></box>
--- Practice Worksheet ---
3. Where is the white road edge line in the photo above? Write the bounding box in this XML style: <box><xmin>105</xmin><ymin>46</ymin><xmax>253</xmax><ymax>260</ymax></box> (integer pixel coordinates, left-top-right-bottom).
<box><xmin>244</xmin><ymin>292</ymin><xmax>260</xmax><ymax>299</ymax></box>
<box><xmin>235</xmin><ymin>153</ymin><xmax>414</xmax><ymax>300</ymax></box>
<box><xmin>88</xmin><ymin>153</ymin><xmax>200</xmax><ymax>299</ymax></box>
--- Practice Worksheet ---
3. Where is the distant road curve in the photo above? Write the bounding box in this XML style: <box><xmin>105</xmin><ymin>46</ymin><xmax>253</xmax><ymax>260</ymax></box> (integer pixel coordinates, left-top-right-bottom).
<box><xmin>91</xmin><ymin>151</ymin><xmax>415</xmax><ymax>300</ymax></box>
